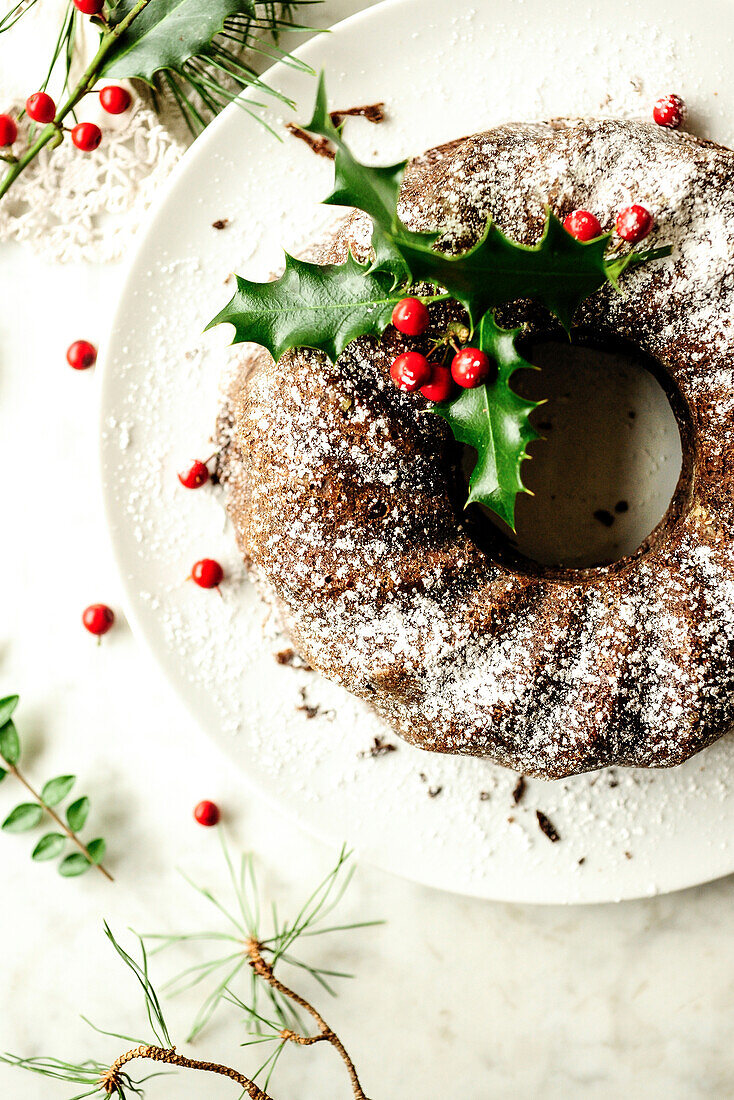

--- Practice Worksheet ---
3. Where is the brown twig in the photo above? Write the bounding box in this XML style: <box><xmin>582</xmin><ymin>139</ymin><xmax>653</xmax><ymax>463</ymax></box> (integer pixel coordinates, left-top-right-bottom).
<box><xmin>246</xmin><ymin>939</ymin><xmax>368</xmax><ymax>1100</ymax></box>
<box><xmin>100</xmin><ymin>1045</ymin><xmax>271</xmax><ymax>1099</ymax></box>
<box><xmin>7</xmin><ymin>764</ymin><xmax>113</xmax><ymax>881</ymax></box>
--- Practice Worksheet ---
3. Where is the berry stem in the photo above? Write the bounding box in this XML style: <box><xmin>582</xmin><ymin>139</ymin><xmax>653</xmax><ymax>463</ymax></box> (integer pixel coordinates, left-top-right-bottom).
<box><xmin>6</xmin><ymin>763</ymin><xmax>113</xmax><ymax>881</ymax></box>
<box><xmin>0</xmin><ymin>0</ymin><xmax>153</xmax><ymax>201</ymax></box>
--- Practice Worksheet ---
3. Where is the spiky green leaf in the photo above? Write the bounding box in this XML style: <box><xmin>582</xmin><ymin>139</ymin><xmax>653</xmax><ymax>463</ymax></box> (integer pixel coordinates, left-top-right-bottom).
<box><xmin>41</xmin><ymin>775</ymin><xmax>76</xmax><ymax>807</ymax></box>
<box><xmin>432</xmin><ymin>313</ymin><xmax>541</xmax><ymax>529</ymax></box>
<box><xmin>0</xmin><ymin>718</ymin><xmax>19</xmax><ymax>767</ymax></box>
<box><xmin>300</xmin><ymin>72</ymin><xmax>409</xmax><ymax>284</ymax></box>
<box><xmin>66</xmin><ymin>796</ymin><xmax>90</xmax><ymax>832</ymax></box>
<box><xmin>208</xmin><ymin>252</ymin><xmax>406</xmax><ymax>362</ymax></box>
<box><xmin>102</xmin><ymin>0</ymin><xmax>257</xmax><ymax>83</ymax></box>
<box><xmin>397</xmin><ymin>212</ymin><xmax>616</xmax><ymax>330</ymax></box>
<box><xmin>58</xmin><ymin>853</ymin><xmax>91</xmax><ymax>878</ymax></box>
<box><xmin>2</xmin><ymin>802</ymin><xmax>43</xmax><ymax>833</ymax></box>
<box><xmin>32</xmin><ymin>833</ymin><xmax>66</xmax><ymax>861</ymax></box>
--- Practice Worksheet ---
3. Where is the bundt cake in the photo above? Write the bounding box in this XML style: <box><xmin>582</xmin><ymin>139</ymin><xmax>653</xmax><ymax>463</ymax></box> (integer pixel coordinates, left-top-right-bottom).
<box><xmin>218</xmin><ymin>117</ymin><xmax>734</xmax><ymax>779</ymax></box>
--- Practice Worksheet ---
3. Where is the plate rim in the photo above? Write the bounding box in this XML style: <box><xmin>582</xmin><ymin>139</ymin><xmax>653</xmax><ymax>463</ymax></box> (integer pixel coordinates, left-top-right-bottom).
<box><xmin>98</xmin><ymin>0</ymin><xmax>734</xmax><ymax>905</ymax></box>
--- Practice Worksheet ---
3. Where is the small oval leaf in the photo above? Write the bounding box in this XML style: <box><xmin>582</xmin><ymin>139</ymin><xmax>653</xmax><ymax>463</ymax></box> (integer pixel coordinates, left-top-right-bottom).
<box><xmin>41</xmin><ymin>775</ymin><xmax>76</xmax><ymax>807</ymax></box>
<box><xmin>85</xmin><ymin>837</ymin><xmax>106</xmax><ymax>865</ymax></box>
<box><xmin>2</xmin><ymin>802</ymin><xmax>43</xmax><ymax>833</ymax></box>
<box><xmin>0</xmin><ymin>719</ymin><xmax>20</xmax><ymax>767</ymax></box>
<box><xmin>66</xmin><ymin>796</ymin><xmax>90</xmax><ymax>832</ymax></box>
<box><xmin>0</xmin><ymin>695</ymin><xmax>19</xmax><ymax>728</ymax></box>
<box><xmin>58</xmin><ymin>852</ymin><xmax>91</xmax><ymax>877</ymax></box>
<box><xmin>32</xmin><ymin>833</ymin><xmax>66</xmax><ymax>861</ymax></box>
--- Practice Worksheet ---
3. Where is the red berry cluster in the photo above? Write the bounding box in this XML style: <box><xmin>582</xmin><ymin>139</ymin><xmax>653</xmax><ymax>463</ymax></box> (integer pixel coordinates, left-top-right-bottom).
<box><xmin>2</xmin><ymin>0</ymin><xmax>132</xmax><ymax>162</ymax></box>
<box><xmin>388</xmin><ymin>298</ymin><xmax>494</xmax><ymax>402</ymax></box>
<box><xmin>563</xmin><ymin>202</ymin><xmax>654</xmax><ymax>246</ymax></box>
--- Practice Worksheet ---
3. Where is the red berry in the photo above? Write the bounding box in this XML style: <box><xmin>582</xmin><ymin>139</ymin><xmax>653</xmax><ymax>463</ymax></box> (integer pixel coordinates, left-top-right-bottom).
<box><xmin>178</xmin><ymin>460</ymin><xmax>210</xmax><ymax>489</ymax></box>
<box><xmin>615</xmin><ymin>204</ymin><xmax>653</xmax><ymax>244</ymax></box>
<box><xmin>99</xmin><ymin>85</ymin><xmax>131</xmax><ymax>115</ymax></box>
<box><xmin>194</xmin><ymin>800</ymin><xmax>220</xmax><ymax>827</ymax></box>
<box><xmin>563</xmin><ymin>209</ymin><xmax>603</xmax><ymax>241</ymax></box>
<box><xmin>26</xmin><ymin>92</ymin><xmax>56</xmax><ymax>124</ymax></box>
<box><xmin>420</xmin><ymin>364</ymin><xmax>455</xmax><ymax>404</ymax></box>
<box><xmin>191</xmin><ymin>558</ymin><xmax>224</xmax><ymax>589</ymax></box>
<box><xmin>82</xmin><ymin>604</ymin><xmax>114</xmax><ymax>636</ymax></box>
<box><xmin>389</xmin><ymin>351</ymin><xmax>431</xmax><ymax>392</ymax></box>
<box><xmin>653</xmin><ymin>94</ymin><xmax>686</xmax><ymax>130</ymax></box>
<box><xmin>73</xmin><ymin>0</ymin><xmax>104</xmax><ymax>12</ymax></box>
<box><xmin>66</xmin><ymin>339</ymin><xmax>97</xmax><ymax>370</ymax></box>
<box><xmin>71</xmin><ymin>122</ymin><xmax>102</xmax><ymax>152</ymax></box>
<box><xmin>391</xmin><ymin>296</ymin><xmax>430</xmax><ymax>336</ymax></box>
<box><xmin>0</xmin><ymin>114</ymin><xmax>17</xmax><ymax>146</ymax></box>
<box><xmin>451</xmin><ymin>347</ymin><xmax>493</xmax><ymax>389</ymax></box>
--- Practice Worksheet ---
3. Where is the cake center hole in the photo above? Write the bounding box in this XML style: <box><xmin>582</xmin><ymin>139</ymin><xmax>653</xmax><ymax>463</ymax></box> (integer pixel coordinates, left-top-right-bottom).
<box><xmin>477</xmin><ymin>338</ymin><xmax>683</xmax><ymax>569</ymax></box>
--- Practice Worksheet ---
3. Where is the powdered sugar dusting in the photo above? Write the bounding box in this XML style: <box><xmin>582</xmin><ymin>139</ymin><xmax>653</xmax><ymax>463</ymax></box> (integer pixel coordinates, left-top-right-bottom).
<box><xmin>100</xmin><ymin>0</ymin><xmax>734</xmax><ymax>901</ymax></box>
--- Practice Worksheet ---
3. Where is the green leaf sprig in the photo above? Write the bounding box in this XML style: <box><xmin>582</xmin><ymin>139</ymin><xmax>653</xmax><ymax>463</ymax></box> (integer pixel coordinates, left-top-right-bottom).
<box><xmin>0</xmin><ymin>695</ymin><xmax>111</xmax><ymax>881</ymax></box>
<box><xmin>211</xmin><ymin>73</ymin><xmax>671</xmax><ymax>529</ymax></box>
<box><xmin>0</xmin><ymin>0</ymin><xmax>313</xmax><ymax>200</ymax></box>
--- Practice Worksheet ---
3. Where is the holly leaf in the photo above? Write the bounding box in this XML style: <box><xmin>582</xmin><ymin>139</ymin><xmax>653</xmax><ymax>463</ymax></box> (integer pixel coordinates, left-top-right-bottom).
<box><xmin>431</xmin><ymin>314</ymin><xmax>541</xmax><ymax>529</ymax></box>
<box><xmin>0</xmin><ymin>719</ymin><xmax>20</xmax><ymax>768</ymax></box>
<box><xmin>208</xmin><ymin>252</ymin><xmax>405</xmax><ymax>362</ymax></box>
<box><xmin>300</xmin><ymin>72</ymin><xmax>410</xmax><ymax>285</ymax></box>
<box><xmin>102</xmin><ymin>0</ymin><xmax>257</xmax><ymax>83</ymax></box>
<box><xmin>398</xmin><ymin>212</ymin><xmax>618</xmax><ymax>330</ymax></box>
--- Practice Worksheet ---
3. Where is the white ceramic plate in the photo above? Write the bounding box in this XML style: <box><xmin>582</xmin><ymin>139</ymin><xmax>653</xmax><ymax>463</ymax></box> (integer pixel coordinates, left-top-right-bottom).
<box><xmin>101</xmin><ymin>0</ymin><xmax>734</xmax><ymax>903</ymax></box>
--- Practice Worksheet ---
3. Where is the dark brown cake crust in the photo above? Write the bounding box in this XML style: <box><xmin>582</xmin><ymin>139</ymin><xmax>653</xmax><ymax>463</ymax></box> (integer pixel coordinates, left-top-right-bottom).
<box><xmin>220</xmin><ymin>118</ymin><xmax>734</xmax><ymax>779</ymax></box>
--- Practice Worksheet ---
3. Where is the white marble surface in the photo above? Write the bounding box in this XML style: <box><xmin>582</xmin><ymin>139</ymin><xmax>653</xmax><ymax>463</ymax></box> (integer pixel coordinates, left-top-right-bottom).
<box><xmin>1</xmin><ymin>1</ymin><xmax>734</xmax><ymax>1097</ymax></box>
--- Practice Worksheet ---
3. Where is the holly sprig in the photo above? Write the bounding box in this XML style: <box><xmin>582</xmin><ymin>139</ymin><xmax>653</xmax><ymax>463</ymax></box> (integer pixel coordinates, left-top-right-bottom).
<box><xmin>0</xmin><ymin>0</ymin><xmax>312</xmax><ymax>201</ymax></box>
<box><xmin>211</xmin><ymin>73</ymin><xmax>671</xmax><ymax>529</ymax></box>
<box><xmin>0</xmin><ymin>695</ymin><xmax>111</xmax><ymax>881</ymax></box>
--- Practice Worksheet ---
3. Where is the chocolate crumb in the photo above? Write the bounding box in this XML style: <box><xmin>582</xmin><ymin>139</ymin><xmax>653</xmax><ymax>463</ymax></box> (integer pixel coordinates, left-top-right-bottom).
<box><xmin>624</xmin><ymin>850</ymin><xmax>633</xmax><ymax>860</ymax></box>
<box><xmin>593</xmin><ymin>509</ymin><xmax>615</xmax><ymax>527</ymax></box>
<box><xmin>212</xmin><ymin>218</ymin><xmax>230</xmax><ymax>230</ymax></box>
<box><xmin>296</xmin><ymin>687</ymin><xmax>334</xmax><ymax>721</ymax></box>
<box><xmin>359</xmin><ymin>736</ymin><xmax>397</xmax><ymax>759</ymax></box>
<box><xmin>536</xmin><ymin>810</ymin><xmax>561</xmax><ymax>842</ymax></box>
<box><xmin>578</xmin><ymin>857</ymin><xmax>586</xmax><ymax>865</ymax></box>
<box><xmin>419</xmin><ymin>772</ymin><xmax>442</xmax><ymax>797</ymax></box>
<box><xmin>511</xmin><ymin>776</ymin><xmax>526</xmax><ymax>804</ymax></box>
<box><xmin>614</xmin><ymin>500</ymin><xmax>629</xmax><ymax>514</ymax></box>
<box><xmin>507</xmin><ymin>815</ymin><xmax>515</xmax><ymax>824</ymax></box>
<box><xmin>330</xmin><ymin>102</ymin><xmax>385</xmax><ymax>127</ymax></box>
<box><xmin>286</xmin><ymin>123</ymin><xmax>335</xmax><ymax>159</ymax></box>
<box><xmin>275</xmin><ymin>648</ymin><xmax>312</xmax><ymax>670</ymax></box>
<box><xmin>479</xmin><ymin>790</ymin><xmax>490</xmax><ymax>801</ymax></box>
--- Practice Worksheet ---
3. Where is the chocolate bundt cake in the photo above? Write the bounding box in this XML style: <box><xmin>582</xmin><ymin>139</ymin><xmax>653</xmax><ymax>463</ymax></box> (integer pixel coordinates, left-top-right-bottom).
<box><xmin>220</xmin><ymin>117</ymin><xmax>734</xmax><ymax>779</ymax></box>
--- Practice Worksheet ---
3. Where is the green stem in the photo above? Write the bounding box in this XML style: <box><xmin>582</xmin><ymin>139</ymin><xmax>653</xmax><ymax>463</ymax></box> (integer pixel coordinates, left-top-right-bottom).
<box><xmin>0</xmin><ymin>0</ymin><xmax>154</xmax><ymax>201</ymax></box>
